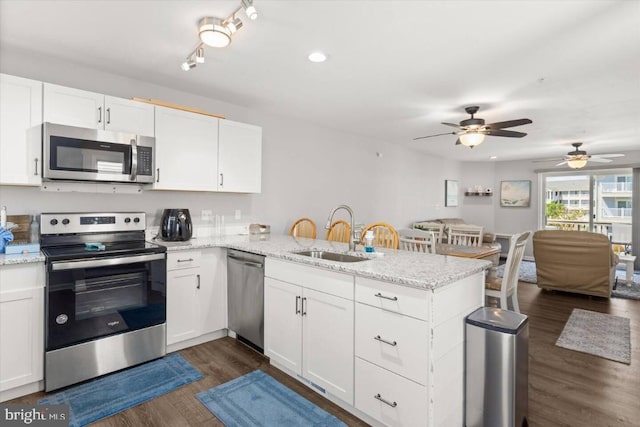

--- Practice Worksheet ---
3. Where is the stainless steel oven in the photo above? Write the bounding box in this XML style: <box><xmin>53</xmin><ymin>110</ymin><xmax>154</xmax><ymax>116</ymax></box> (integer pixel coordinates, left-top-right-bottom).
<box><xmin>41</xmin><ymin>212</ymin><xmax>166</xmax><ymax>391</ymax></box>
<box><xmin>42</xmin><ymin>122</ymin><xmax>155</xmax><ymax>184</ymax></box>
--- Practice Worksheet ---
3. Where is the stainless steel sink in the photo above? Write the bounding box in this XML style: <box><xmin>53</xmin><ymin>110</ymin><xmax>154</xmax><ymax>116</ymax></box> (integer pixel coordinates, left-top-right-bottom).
<box><xmin>292</xmin><ymin>250</ymin><xmax>370</xmax><ymax>263</ymax></box>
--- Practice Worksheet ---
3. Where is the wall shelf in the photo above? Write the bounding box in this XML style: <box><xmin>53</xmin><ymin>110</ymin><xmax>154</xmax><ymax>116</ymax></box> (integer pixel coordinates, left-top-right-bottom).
<box><xmin>465</xmin><ymin>191</ymin><xmax>493</xmax><ymax>197</ymax></box>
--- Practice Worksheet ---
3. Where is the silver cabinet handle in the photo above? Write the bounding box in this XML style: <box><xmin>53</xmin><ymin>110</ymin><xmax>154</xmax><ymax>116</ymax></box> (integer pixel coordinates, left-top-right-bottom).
<box><xmin>106</xmin><ymin>107</ymin><xmax>111</xmax><ymax>124</ymax></box>
<box><xmin>220</xmin><ymin>173</ymin><xmax>224</xmax><ymax>187</ymax></box>
<box><xmin>302</xmin><ymin>297</ymin><xmax>307</xmax><ymax>316</ymax></box>
<box><xmin>34</xmin><ymin>158</ymin><xmax>39</xmax><ymax>176</ymax></box>
<box><xmin>98</xmin><ymin>106</ymin><xmax>102</xmax><ymax>124</ymax></box>
<box><xmin>296</xmin><ymin>296</ymin><xmax>301</xmax><ymax>314</ymax></box>
<box><xmin>196</xmin><ymin>274</ymin><xmax>201</xmax><ymax>289</ymax></box>
<box><xmin>156</xmin><ymin>168</ymin><xmax>160</xmax><ymax>183</ymax></box>
<box><xmin>374</xmin><ymin>292</ymin><xmax>398</xmax><ymax>301</ymax></box>
<box><xmin>374</xmin><ymin>394</ymin><xmax>397</xmax><ymax>408</ymax></box>
<box><xmin>374</xmin><ymin>335</ymin><xmax>397</xmax><ymax>346</ymax></box>
<box><xmin>177</xmin><ymin>258</ymin><xmax>194</xmax><ymax>263</ymax></box>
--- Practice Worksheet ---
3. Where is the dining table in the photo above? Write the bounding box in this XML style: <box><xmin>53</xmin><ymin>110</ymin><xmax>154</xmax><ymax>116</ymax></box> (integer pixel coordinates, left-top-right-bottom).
<box><xmin>435</xmin><ymin>243</ymin><xmax>501</xmax><ymax>278</ymax></box>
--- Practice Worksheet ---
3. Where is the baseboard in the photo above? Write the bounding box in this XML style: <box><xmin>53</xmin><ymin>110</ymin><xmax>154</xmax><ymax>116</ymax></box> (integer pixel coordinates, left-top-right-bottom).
<box><xmin>166</xmin><ymin>329</ymin><xmax>227</xmax><ymax>354</ymax></box>
<box><xmin>0</xmin><ymin>380</ymin><xmax>43</xmax><ymax>403</ymax></box>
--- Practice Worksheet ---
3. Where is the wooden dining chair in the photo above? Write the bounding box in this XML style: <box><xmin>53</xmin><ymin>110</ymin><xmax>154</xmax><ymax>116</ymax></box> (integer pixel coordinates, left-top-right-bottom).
<box><xmin>399</xmin><ymin>228</ymin><xmax>436</xmax><ymax>253</ymax></box>
<box><xmin>361</xmin><ymin>222</ymin><xmax>399</xmax><ymax>249</ymax></box>
<box><xmin>325</xmin><ymin>220</ymin><xmax>351</xmax><ymax>243</ymax></box>
<box><xmin>447</xmin><ymin>224</ymin><xmax>484</xmax><ymax>247</ymax></box>
<box><xmin>289</xmin><ymin>217</ymin><xmax>317</xmax><ymax>239</ymax></box>
<box><xmin>485</xmin><ymin>231</ymin><xmax>531</xmax><ymax>313</ymax></box>
<box><xmin>413</xmin><ymin>222</ymin><xmax>445</xmax><ymax>244</ymax></box>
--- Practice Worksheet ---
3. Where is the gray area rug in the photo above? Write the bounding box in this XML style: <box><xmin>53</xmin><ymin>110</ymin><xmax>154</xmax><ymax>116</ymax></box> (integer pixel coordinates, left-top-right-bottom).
<box><xmin>496</xmin><ymin>260</ymin><xmax>640</xmax><ymax>300</ymax></box>
<box><xmin>555</xmin><ymin>308</ymin><xmax>631</xmax><ymax>364</ymax></box>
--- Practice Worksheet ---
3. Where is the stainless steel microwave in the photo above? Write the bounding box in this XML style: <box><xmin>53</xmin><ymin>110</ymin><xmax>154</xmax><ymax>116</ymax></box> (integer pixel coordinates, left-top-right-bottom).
<box><xmin>42</xmin><ymin>122</ymin><xmax>155</xmax><ymax>184</ymax></box>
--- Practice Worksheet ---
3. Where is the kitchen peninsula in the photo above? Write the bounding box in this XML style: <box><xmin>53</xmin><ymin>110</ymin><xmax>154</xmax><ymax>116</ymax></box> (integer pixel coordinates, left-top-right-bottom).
<box><xmin>160</xmin><ymin>234</ymin><xmax>490</xmax><ymax>426</ymax></box>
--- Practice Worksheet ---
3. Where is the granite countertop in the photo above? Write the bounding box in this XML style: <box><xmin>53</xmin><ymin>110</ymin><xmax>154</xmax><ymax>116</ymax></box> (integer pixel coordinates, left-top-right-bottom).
<box><xmin>155</xmin><ymin>234</ymin><xmax>491</xmax><ymax>290</ymax></box>
<box><xmin>0</xmin><ymin>251</ymin><xmax>45</xmax><ymax>266</ymax></box>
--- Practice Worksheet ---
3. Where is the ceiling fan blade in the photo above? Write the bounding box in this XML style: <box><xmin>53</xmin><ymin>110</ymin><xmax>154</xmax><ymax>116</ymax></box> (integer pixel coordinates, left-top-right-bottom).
<box><xmin>588</xmin><ymin>157</ymin><xmax>613</xmax><ymax>163</ymax></box>
<box><xmin>555</xmin><ymin>161</ymin><xmax>568</xmax><ymax>166</ymax></box>
<box><xmin>484</xmin><ymin>129</ymin><xmax>528</xmax><ymax>138</ymax></box>
<box><xmin>532</xmin><ymin>158</ymin><xmax>563</xmax><ymax>163</ymax></box>
<box><xmin>413</xmin><ymin>131</ymin><xmax>457</xmax><ymax>141</ymax></box>
<box><xmin>485</xmin><ymin>118</ymin><xmax>532</xmax><ymax>129</ymax></box>
<box><xmin>594</xmin><ymin>153</ymin><xmax>624</xmax><ymax>158</ymax></box>
<box><xmin>441</xmin><ymin>122</ymin><xmax>462</xmax><ymax>129</ymax></box>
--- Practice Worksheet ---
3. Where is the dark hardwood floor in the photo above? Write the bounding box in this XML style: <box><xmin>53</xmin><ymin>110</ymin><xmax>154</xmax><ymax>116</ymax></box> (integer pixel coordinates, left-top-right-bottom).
<box><xmin>10</xmin><ymin>282</ymin><xmax>640</xmax><ymax>426</ymax></box>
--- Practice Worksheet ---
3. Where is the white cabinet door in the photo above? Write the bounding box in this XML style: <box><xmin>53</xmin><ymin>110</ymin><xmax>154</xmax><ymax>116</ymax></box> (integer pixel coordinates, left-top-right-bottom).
<box><xmin>0</xmin><ymin>74</ymin><xmax>42</xmax><ymax>186</ymax></box>
<box><xmin>264</xmin><ymin>277</ymin><xmax>302</xmax><ymax>375</ymax></box>
<box><xmin>104</xmin><ymin>96</ymin><xmax>154</xmax><ymax>136</ymax></box>
<box><xmin>166</xmin><ymin>268</ymin><xmax>200</xmax><ymax>345</ymax></box>
<box><xmin>302</xmin><ymin>288</ymin><xmax>354</xmax><ymax>405</ymax></box>
<box><xmin>0</xmin><ymin>263</ymin><xmax>44</xmax><ymax>395</ymax></box>
<box><xmin>153</xmin><ymin>106</ymin><xmax>219</xmax><ymax>191</ymax></box>
<box><xmin>199</xmin><ymin>248</ymin><xmax>227</xmax><ymax>334</ymax></box>
<box><xmin>218</xmin><ymin>119</ymin><xmax>262</xmax><ymax>193</ymax></box>
<box><xmin>43</xmin><ymin>83</ymin><xmax>103</xmax><ymax>129</ymax></box>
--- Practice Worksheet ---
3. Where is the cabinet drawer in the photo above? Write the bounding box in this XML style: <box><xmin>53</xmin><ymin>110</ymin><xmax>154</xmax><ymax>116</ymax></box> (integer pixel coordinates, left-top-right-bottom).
<box><xmin>355</xmin><ymin>277</ymin><xmax>429</xmax><ymax>320</ymax></box>
<box><xmin>167</xmin><ymin>250</ymin><xmax>201</xmax><ymax>270</ymax></box>
<box><xmin>355</xmin><ymin>303</ymin><xmax>428</xmax><ymax>385</ymax></box>
<box><xmin>265</xmin><ymin>258</ymin><xmax>353</xmax><ymax>300</ymax></box>
<box><xmin>0</xmin><ymin>263</ymin><xmax>45</xmax><ymax>293</ymax></box>
<box><xmin>355</xmin><ymin>357</ymin><xmax>428</xmax><ymax>427</ymax></box>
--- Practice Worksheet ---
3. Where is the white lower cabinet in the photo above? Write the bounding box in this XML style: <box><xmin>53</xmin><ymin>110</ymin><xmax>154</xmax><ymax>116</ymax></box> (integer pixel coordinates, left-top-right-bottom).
<box><xmin>355</xmin><ymin>357</ymin><xmax>428</xmax><ymax>427</ymax></box>
<box><xmin>166</xmin><ymin>248</ymin><xmax>227</xmax><ymax>350</ymax></box>
<box><xmin>0</xmin><ymin>263</ymin><xmax>45</xmax><ymax>401</ymax></box>
<box><xmin>264</xmin><ymin>259</ymin><xmax>354</xmax><ymax>405</ymax></box>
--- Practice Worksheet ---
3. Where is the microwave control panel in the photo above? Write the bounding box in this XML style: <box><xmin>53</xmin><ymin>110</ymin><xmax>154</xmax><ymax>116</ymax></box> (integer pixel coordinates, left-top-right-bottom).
<box><xmin>137</xmin><ymin>146</ymin><xmax>153</xmax><ymax>176</ymax></box>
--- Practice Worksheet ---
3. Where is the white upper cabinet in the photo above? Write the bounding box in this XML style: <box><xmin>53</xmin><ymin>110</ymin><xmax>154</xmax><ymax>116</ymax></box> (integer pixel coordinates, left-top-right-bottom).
<box><xmin>218</xmin><ymin>119</ymin><xmax>262</xmax><ymax>193</ymax></box>
<box><xmin>0</xmin><ymin>74</ymin><xmax>43</xmax><ymax>186</ymax></box>
<box><xmin>43</xmin><ymin>83</ymin><xmax>154</xmax><ymax>136</ymax></box>
<box><xmin>153</xmin><ymin>106</ymin><xmax>219</xmax><ymax>191</ymax></box>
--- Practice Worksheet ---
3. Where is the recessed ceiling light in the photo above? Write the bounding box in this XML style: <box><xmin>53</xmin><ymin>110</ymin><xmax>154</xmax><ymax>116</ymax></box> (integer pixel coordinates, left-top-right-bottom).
<box><xmin>308</xmin><ymin>52</ymin><xmax>327</xmax><ymax>63</ymax></box>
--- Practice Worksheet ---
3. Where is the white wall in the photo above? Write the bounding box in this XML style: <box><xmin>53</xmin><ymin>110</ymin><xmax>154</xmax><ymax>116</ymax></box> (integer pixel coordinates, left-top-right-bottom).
<box><xmin>0</xmin><ymin>47</ymin><xmax>462</xmax><ymax>236</ymax></box>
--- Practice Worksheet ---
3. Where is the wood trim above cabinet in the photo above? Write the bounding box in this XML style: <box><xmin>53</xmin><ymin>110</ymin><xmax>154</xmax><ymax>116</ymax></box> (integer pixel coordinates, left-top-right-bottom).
<box><xmin>132</xmin><ymin>98</ymin><xmax>225</xmax><ymax>119</ymax></box>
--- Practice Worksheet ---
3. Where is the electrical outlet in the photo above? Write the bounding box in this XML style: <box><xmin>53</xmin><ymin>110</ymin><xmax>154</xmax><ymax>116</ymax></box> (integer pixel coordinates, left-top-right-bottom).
<box><xmin>235</xmin><ymin>209</ymin><xmax>241</xmax><ymax>220</ymax></box>
<box><xmin>201</xmin><ymin>210</ymin><xmax>213</xmax><ymax>222</ymax></box>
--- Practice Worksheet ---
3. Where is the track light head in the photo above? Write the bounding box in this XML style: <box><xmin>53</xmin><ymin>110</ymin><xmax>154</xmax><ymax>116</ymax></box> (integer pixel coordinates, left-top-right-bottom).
<box><xmin>195</xmin><ymin>46</ymin><xmax>205</xmax><ymax>63</ymax></box>
<box><xmin>225</xmin><ymin>16</ymin><xmax>243</xmax><ymax>34</ymax></box>
<box><xmin>241</xmin><ymin>0</ymin><xmax>258</xmax><ymax>20</ymax></box>
<box><xmin>181</xmin><ymin>60</ymin><xmax>196</xmax><ymax>71</ymax></box>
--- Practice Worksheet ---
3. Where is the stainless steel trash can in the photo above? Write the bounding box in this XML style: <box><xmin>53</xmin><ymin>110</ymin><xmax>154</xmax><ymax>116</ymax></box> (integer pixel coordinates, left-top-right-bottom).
<box><xmin>465</xmin><ymin>307</ymin><xmax>529</xmax><ymax>427</ymax></box>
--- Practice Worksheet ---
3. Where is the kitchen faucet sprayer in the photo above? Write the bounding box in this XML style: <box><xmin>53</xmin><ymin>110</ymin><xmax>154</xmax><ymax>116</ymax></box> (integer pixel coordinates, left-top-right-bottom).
<box><xmin>326</xmin><ymin>204</ymin><xmax>359</xmax><ymax>251</ymax></box>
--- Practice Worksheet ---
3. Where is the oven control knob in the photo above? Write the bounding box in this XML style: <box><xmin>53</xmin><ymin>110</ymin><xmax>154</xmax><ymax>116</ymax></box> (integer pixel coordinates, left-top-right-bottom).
<box><xmin>62</xmin><ymin>218</ymin><xmax>70</xmax><ymax>225</ymax></box>
<box><xmin>124</xmin><ymin>217</ymin><xmax>131</xmax><ymax>223</ymax></box>
<box><xmin>56</xmin><ymin>314</ymin><xmax>68</xmax><ymax>325</ymax></box>
<box><xmin>133</xmin><ymin>217</ymin><xmax>140</xmax><ymax>223</ymax></box>
<box><xmin>50</xmin><ymin>219</ymin><xmax>58</xmax><ymax>226</ymax></box>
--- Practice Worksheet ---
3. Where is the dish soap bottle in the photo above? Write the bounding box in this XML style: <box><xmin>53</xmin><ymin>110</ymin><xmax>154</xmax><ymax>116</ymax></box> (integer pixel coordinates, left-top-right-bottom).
<box><xmin>30</xmin><ymin>215</ymin><xmax>39</xmax><ymax>243</ymax></box>
<box><xmin>364</xmin><ymin>230</ymin><xmax>375</xmax><ymax>253</ymax></box>
<box><xmin>0</xmin><ymin>206</ymin><xmax>6</xmax><ymax>229</ymax></box>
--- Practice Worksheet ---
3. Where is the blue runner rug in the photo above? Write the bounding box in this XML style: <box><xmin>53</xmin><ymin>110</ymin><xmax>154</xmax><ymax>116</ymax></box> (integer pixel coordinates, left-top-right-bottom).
<box><xmin>197</xmin><ymin>370</ymin><xmax>346</xmax><ymax>427</ymax></box>
<box><xmin>38</xmin><ymin>353</ymin><xmax>202</xmax><ymax>427</ymax></box>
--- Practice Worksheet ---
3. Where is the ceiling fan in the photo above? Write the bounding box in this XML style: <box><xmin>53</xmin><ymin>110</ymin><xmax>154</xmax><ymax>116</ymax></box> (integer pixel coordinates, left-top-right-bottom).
<box><xmin>533</xmin><ymin>143</ymin><xmax>624</xmax><ymax>169</ymax></box>
<box><xmin>413</xmin><ymin>106</ymin><xmax>532</xmax><ymax>148</ymax></box>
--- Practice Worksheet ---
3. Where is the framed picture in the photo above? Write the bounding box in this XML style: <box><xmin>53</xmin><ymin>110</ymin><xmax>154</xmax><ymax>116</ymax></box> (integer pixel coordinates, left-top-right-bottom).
<box><xmin>445</xmin><ymin>180</ymin><xmax>458</xmax><ymax>207</ymax></box>
<box><xmin>500</xmin><ymin>180</ymin><xmax>531</xmax><ymax>207</ymax></box>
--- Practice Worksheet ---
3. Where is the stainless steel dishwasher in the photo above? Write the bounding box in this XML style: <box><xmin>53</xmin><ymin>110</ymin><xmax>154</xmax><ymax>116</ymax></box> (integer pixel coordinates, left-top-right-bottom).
<box><xmin>227</xmin><ymin>249</ymin><xmax>265</xmax><ymax>352</ymax></box>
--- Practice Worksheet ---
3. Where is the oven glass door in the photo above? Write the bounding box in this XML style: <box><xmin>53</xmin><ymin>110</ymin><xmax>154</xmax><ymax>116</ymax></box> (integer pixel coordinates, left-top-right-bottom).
<box><xmin>46</xmin><ymin>254</ymin><xmax>166</xmax><ymax>351</ymax></box>
<box><xmin>50</xmin><ymin>135</ymin><xmax>132</xmax><ymax>175</ymax></box>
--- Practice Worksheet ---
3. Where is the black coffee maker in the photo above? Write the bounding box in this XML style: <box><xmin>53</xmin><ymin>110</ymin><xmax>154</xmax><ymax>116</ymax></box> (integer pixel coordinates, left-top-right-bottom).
<box><xmin>161</xmin><ymin>209</ymin><xmax>193</xmax><ymax>241</ymax></box>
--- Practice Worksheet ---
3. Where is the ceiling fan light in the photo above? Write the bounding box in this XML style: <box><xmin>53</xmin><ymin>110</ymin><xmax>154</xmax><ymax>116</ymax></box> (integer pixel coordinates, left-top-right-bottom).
<box><xmin>459</xmin><ymin>132</ymin><xmax>486</xmax><ymax>148</ymax></box>
<box><xmin>199</xmin><ymin>17</ymin><xmax>232</xmax><ymax>48</ymax></box>
<box><xmin>567</xmin><ymin>158</ymin><xmax>588</xmax><ymax>169</ymax></box>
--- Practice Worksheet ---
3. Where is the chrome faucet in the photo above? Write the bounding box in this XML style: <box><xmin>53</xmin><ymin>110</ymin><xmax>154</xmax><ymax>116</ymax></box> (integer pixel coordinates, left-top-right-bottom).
<box><xmin>325</xmin><ymin>204</ymin><xmax>359</xmax><ymax>251</ymax></box>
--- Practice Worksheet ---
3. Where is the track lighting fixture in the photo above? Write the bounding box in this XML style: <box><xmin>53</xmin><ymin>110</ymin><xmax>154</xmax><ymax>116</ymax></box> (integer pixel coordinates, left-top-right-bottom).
<box><xmin>181</xmin><ymin>0</ymin><xmax>257</xmax><ymax>70</ymax></box>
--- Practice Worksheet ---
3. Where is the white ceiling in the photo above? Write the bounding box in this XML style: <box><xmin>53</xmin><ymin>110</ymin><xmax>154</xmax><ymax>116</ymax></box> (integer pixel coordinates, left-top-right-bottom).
<box><xmin>1</xmin><ymin>0</ymin><xmax>639</xmax><ymax>162</ymax></box>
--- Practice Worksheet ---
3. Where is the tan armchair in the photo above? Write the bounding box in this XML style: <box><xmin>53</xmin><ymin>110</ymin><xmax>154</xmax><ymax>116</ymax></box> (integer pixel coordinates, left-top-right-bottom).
<box><xmin>532</xmin><ymin>230</ymin><xmax>618</xmax><ymax>298</ymax></box>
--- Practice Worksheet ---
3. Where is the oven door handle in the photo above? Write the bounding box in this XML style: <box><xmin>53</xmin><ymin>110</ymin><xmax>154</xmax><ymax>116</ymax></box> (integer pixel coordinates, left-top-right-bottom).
<box><xmin>50</xmin><ymin>253</ymin><xmax>165</xmax><ymax>271</ymax></box>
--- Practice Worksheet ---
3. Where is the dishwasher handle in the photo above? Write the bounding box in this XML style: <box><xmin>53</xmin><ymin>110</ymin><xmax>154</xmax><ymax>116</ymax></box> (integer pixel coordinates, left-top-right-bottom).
<box><xmin>227</xmin><ymin>254</ymin><xmax>264</xmax><ymax>269</ymax></box>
